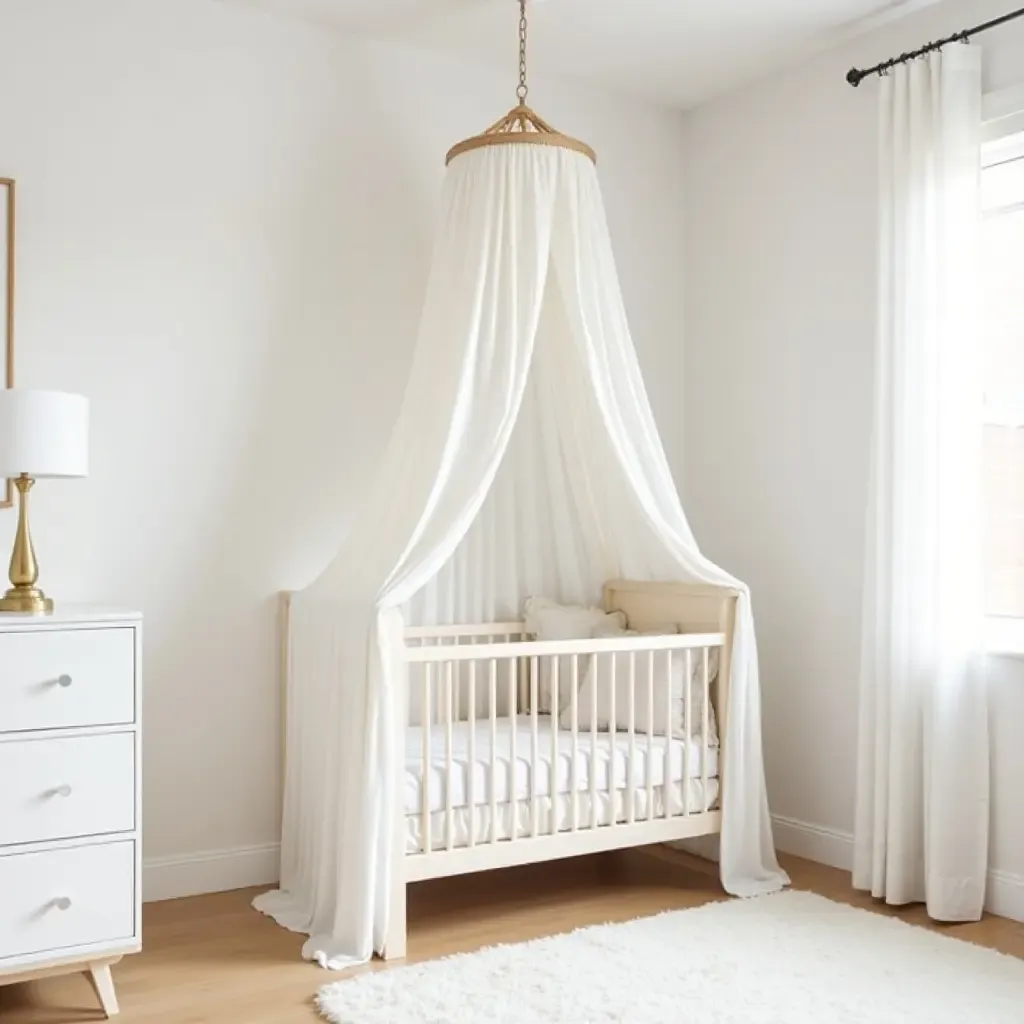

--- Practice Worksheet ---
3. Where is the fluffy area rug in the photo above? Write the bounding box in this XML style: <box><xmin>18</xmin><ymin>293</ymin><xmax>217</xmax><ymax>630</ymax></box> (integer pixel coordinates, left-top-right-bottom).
<box><xmin>317</xmin><ymin>891</ymin><xmax>1023</xmax><ymax>1023</ymax></box>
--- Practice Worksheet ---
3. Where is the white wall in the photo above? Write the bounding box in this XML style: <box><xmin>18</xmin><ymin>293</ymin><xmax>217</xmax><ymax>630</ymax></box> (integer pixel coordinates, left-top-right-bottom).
<box><xmin>0</xmin><ymin>0</ymin><xmax>687</xmax><ymax>897</ymax></box>
<box><xmin>682</xmin><ymin>0</ymin><xmax>1024</xmax><ymax>914</ymax></box>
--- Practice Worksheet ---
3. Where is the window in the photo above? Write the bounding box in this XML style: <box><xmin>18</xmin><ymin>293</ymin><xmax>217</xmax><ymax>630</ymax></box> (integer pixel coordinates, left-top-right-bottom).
<box><xmin>981</xmin><ymin>129</ymin><xmax>1024</xmax><ymax>624</ymax></box>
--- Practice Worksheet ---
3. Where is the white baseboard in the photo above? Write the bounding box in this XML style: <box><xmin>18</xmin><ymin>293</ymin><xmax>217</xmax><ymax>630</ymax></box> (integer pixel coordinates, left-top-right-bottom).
<box><xmin>140</xmin><ymin>823</ymin><xmax>1024</xmax><ymax>924</ymax></box>
<box><xmin>986</xmin><ymin>869</ymin><xmax>1024</xmax><ymax>923</ymax></box>
<box><xmin>143</xmin><ymin>843</ymin><xmax>280</xmax><ymax>903</ymax></box>
<box><xmin>772</xmin><ymin>814</ymin><xmax>854</xmax><ymax>871</ymax></box>
<box><xmin>770</xmin><ymin>814</ymin><xmax>1024</xmax><ymax>923</ymax></box>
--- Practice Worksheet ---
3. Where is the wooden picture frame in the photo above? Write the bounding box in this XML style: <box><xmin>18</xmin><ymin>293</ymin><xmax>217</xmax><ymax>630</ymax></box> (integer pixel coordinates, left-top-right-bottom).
<box><xmin>0</xmin><ymin>178</ymin><xmax>13</xmax><ymax>509</ymax></box>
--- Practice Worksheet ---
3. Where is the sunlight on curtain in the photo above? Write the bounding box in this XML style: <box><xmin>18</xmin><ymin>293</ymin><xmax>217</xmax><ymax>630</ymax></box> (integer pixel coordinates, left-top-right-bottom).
<box><xmin>854</xmin><ymin>46</ymin><xmax>990</xmax><ymax>922</ymax></box>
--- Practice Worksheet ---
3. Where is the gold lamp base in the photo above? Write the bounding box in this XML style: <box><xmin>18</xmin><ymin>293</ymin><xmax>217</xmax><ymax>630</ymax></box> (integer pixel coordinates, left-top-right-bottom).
<box><xmin>0</xmin><ymin>586</ymin><xmax>53</xmax><ymax>614</ymax></box>
<box><xmin>0</xmin><ymin>475</ymin><xmax>54</xmax><ymax>616</ymax></box>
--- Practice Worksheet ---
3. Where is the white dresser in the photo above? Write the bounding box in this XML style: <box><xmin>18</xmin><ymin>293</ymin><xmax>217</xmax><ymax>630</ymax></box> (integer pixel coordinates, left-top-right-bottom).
<box><xmin>0</xmin><ymin>607</ymin><xmax>141</xmax><ymax>1018</ymax></box>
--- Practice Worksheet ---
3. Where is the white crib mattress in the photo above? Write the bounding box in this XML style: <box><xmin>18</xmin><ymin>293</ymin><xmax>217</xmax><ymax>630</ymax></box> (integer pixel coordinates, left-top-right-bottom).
<box><xmin>405</xmin><ymin>779</ymin><xmax>721</xmax><ymax>855</ymax></box>
<box><xmin>405</xmin><ymin>714</ymin><xmax>718</xmax><ymax>817</ymax></box>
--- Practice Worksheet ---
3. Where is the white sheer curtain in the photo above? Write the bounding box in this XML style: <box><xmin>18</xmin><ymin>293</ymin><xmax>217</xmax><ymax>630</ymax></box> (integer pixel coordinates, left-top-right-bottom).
<box><xmin>854</xmin><ymin>46</ymin><xmax>990</xmax><ymax>921</ymax></box>
<box><xmin>256</xmin><ymin>142</ymin><xmax>787</xmax><ymax>970</ymax></box>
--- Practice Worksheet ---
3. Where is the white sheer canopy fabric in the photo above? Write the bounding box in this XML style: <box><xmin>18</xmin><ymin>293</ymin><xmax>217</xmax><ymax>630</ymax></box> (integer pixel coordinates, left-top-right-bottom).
<box><xmin>854</xmin><ymin>47</ymin><xmax>990</xmax><ymax>921</ymax></box>
<box><xmin>255</xmin><ymin>143</ymin><xmax>787</xmax><ymax>968</ymax></box>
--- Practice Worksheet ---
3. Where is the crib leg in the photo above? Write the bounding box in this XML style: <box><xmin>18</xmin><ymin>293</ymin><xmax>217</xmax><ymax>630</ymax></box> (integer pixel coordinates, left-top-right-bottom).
<box><xmin>386</xmin><ymin>660</ymin><xmax>409</xmax><ymax>962</ymax></box>
<box><xmin>384</xmin><ymin>876</ymin><xmax>407</xmax><ymax>961</ymax></box>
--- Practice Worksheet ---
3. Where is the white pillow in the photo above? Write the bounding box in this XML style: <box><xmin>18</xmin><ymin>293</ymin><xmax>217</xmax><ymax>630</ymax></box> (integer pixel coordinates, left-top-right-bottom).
<box><xmin>522</xmin><ymin>597</ymin><xmax>627</xmax><ymax>714</ymax></box>
<box><xmin>592</xmin><ymin>621</ymin><xmax>679</xmax><ymax>639</ymax></box>
<box><xmin>560</xmin><ymin>626</ymin><xmax>720</xmax><ymax>746</ymax></box>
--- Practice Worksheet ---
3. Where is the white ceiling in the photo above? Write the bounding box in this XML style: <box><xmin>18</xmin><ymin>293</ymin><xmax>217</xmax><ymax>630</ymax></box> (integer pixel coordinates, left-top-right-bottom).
<box><xmin>232</xmin><ymin>0</ymin><xmax>941</xmax><ymax>109</ymax></box>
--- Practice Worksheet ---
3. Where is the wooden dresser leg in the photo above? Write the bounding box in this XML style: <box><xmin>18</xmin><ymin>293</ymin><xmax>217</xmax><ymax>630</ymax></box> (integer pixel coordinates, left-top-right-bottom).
<box><xmin>87</xmin><ymin>963</ymin><xmax>120</xmax><ymax>1018</ymax></box>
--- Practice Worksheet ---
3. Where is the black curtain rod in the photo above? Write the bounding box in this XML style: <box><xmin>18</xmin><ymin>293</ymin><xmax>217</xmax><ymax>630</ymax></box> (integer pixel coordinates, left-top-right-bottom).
<box><xmin>846</xmin><ymin>5</ymin><xmax>1024</xmax><ymax>86</ymax></box>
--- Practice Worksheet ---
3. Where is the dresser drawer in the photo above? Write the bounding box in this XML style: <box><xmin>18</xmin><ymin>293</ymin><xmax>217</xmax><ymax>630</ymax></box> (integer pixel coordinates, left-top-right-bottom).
<box><xmin>0</xmin><ymin>733</ymin><xmax>135</xmax><ymax>847</ymax></box>
<box><xmin>0</xmin><ymin>627</ymin><xmax>135</xmax><ymax>732</ymax></box>
<box><xmin>0</xmin><ymin>841</ymin><xmax>135</xmax><ymax>961</ymax></box>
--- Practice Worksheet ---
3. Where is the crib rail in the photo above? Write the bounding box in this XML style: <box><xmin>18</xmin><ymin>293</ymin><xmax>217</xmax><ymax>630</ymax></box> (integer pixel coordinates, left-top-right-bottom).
<box><xmin>400</xmin><ymin>627</ymin><xmax>724</xmax><ymax>880</ymax></box>
<box><xmin>404</xmin><ymin>623</ymin><xmax>524</xmax><ymax>641</ymax></box>
<box><xmin>404</xmin><ymin>631</ymin><xmax>725</xmax><ymax>661</ymax></box>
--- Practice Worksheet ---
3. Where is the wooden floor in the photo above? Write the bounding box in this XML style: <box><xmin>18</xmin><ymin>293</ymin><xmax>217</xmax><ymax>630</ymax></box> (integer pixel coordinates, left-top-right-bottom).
<box><xmin>2</xmin><ymin>850</ymin><xmax>1021</xmax><ymax>1023</ymax></box>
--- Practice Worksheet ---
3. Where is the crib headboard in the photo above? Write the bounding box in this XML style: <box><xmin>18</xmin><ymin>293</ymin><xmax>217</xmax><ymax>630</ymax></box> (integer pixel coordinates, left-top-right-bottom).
<box><xmin>602</xmin><ymin>579</ymin><xmax>739</xmax><ymax>745</ymax></box>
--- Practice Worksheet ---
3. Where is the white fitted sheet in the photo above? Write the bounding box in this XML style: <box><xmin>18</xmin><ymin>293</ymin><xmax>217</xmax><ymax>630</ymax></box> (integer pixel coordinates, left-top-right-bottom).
<box><xmin>406</xmin><ymin>780</ymin><xmax>721</xmax><ymax>854</ymax></box>
<box><xmin>405</xmin><ymin>714</ymin><xmax>718</xmax><ymax>817</ymax></box>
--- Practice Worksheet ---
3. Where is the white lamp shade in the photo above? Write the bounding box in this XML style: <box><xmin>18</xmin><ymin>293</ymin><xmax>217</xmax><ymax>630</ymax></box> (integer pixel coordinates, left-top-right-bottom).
<box><xmin>0</xmin><ymin>390</ymin><xmax>89</xmax><ymax>478</ymax></box>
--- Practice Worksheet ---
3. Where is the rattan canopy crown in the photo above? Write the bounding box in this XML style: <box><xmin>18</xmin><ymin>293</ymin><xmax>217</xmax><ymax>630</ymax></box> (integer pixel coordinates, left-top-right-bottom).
<box><xmin>444</xmin><ymin>1</ymin><xmax>596</xmax><ymax>167</ymax></box>
<box><xmin>446</xmin><ymin>103</ymin><xmax>596</xmax><ymax>166</ymax></box>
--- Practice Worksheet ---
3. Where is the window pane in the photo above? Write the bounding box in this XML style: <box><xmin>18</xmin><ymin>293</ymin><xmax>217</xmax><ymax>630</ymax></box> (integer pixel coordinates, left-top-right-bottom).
<box><xmin>981</xmin><ymin>155</ymin><xmax>1024</xmax><ymax>618</ymax></box>
<box><xmin>981</xmin><ymin>155</ymin><xmax>1024</xmax><ymax>213</ymax></box>
<box><xmin>985</xmin><ymin>425</ymin><xmax>1024</xmax><ymax>618</ymax></box>
<box><xmin>981</xmin><ymin>204</ymin><xmax>1024</xmax><ymax>424</ymax></box>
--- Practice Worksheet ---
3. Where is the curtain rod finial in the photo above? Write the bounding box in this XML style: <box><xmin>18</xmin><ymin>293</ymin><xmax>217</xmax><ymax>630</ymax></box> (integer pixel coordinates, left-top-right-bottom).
<box><xmin>846</xmin><ymin>67</ymin><xmax>864</xmax><ymax>87</ymax></box>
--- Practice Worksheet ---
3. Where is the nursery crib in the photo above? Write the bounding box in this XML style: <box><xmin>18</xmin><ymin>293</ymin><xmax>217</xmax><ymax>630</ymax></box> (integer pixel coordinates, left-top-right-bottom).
<box><xmin>279</xmin><ymin>580</ymin><xmax>738</xmax><ymax>960</ymax></box>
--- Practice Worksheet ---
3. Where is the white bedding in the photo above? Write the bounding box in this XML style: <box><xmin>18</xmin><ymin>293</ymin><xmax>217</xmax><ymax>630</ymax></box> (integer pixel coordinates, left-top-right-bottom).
<box><xmin>406</xmin><ymin>780</ymin><xmax>721</xmax><ymax>854</ymax></box>
<box><xmin>405</xmin><ymin>714</ymin><xmax>718</xmax><ymax>816</ymax></box>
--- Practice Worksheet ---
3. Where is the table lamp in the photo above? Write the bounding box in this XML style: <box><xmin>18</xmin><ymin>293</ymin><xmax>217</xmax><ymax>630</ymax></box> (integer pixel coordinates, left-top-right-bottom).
<box><xmin>0</xmin><ymin>389</ymin><xmax>89</xmax><ymax>613</ymax></box>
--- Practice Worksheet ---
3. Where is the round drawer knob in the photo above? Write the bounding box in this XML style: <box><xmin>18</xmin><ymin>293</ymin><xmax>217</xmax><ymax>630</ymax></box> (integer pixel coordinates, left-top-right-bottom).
<box><xmin>57</xmin><ymin>674</ymin><xmax>72</xmax><ymax>688</ymax></box>
<box><xmin>56</xmin><ymin>784</ymin><xmax>72</xmax><ymax>798</ymax></box>
<box><xmin>54</xmin><ymin>897</ymin><xmax>72</xmax><ymax>911</ymax></box>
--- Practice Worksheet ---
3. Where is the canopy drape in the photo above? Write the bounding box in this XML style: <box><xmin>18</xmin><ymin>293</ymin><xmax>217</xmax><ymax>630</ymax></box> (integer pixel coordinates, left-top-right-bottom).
<box><xmin>255</xmin><ymin>143</ymin><xmax>788</xmax><ymax>968</ymax></box>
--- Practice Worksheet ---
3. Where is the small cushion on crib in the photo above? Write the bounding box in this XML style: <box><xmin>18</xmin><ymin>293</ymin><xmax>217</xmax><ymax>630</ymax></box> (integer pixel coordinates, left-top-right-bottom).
<box><xmin>561</xmin><ymin>627</ymin><xmax>720</xmax><ymax>746</ymax></box>
<box><xmin>523</xmin><ymin>597</ymin><xmax>627</xmax><ymax>714</ymax></box>
<box><xmin>593</xmin><ymin>622</ymin><xmax>679</xmax><ymax>638</ymax></box>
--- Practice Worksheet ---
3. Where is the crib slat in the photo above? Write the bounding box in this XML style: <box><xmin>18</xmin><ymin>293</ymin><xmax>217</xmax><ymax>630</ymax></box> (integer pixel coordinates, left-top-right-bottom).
<box><xmin>445</xmin><ymin>660</ymin><xmax>454</xmax><ymax>851</ymax></box>
<box><xmin>627</xmin><ymin>651</ymin><xmax>636</xmax><ymax>825</ymax></box>
<box><xmin>702</xmin><ymin>647</ymin><xmax>710</xmax><ymax>813</ymax></box>
<box><xmin>530</xmin><ymin>656</ymin><xmax>539</xmax><ymax>838</ymax></box>
<box><xmin>468</xmin><ymin>659</ymin><xmax>476</xmax><ymax>849</ymax></box>
<box><xmin>665</xmin><ymin>650</ymin><xmax>673</xmax><ymax>819</ymax></box>
<box><xmin>550</xmin><ymin>655</ymin><xmax>559</xmax><ymax>836</ymax></box>
<box><xmin>609</xmin><ymin>651</ymin><xmax>617</xmax><ymax>801</ymax></box>
<box><xmin>489</xmin><ymin>658</ymin><xmax>498</xmax><ymax>844</ymax></box>
<box><xmin>571</xmin><ymin>653</ymin><xmax>579</xmax><ymax>832</ymax></box>
<box><xmin>509</xmin><ymin>658</ymin><xmax>518</xmax><ymax>844</ymax></box>
<box><xmin>646</xmin><ymin>651</ymin><xmax>654</xmax><ymax>821</ymax></box>
<box><xmin>422</xmin><ymin>663</ymin><xmax>432</xmax><ymax>856</ymax></box>
<box><xmin>685</xmin><ymin>649</ymin><xmax>693</xmax><ymax>817</ymax></box>
<box><xmin>590</xmin><ymin>654</ymin><xmax>598</xmax><ymax>830</ymax></box>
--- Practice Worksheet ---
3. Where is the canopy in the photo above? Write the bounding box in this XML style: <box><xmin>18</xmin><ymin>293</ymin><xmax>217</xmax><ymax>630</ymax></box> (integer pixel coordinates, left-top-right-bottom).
<box><xmin>254</xmin><ymin>141</ymin><xmax>788</xmax><ymax>969</ymax></box>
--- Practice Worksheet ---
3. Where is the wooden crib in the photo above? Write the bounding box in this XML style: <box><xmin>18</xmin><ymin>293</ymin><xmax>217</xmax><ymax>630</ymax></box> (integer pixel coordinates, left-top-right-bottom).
<box><xmin>279</xmin><ymin>580</ymin><xmax>738</xmax><ymax>961</ymax></box>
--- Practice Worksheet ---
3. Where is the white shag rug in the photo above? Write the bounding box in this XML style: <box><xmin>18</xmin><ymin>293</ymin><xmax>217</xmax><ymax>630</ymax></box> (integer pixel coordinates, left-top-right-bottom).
<box><xmin>317</xmin><ymin>890</ymin><xmax>1024</xmax><ymax>1024</ymax></box>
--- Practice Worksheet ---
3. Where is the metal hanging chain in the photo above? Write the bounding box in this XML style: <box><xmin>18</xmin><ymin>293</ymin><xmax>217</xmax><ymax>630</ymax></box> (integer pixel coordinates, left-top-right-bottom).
<box><xmin>516</xmin><ymin>0</ymin><xmax>529</xmax><ymax>105</ymax></box>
